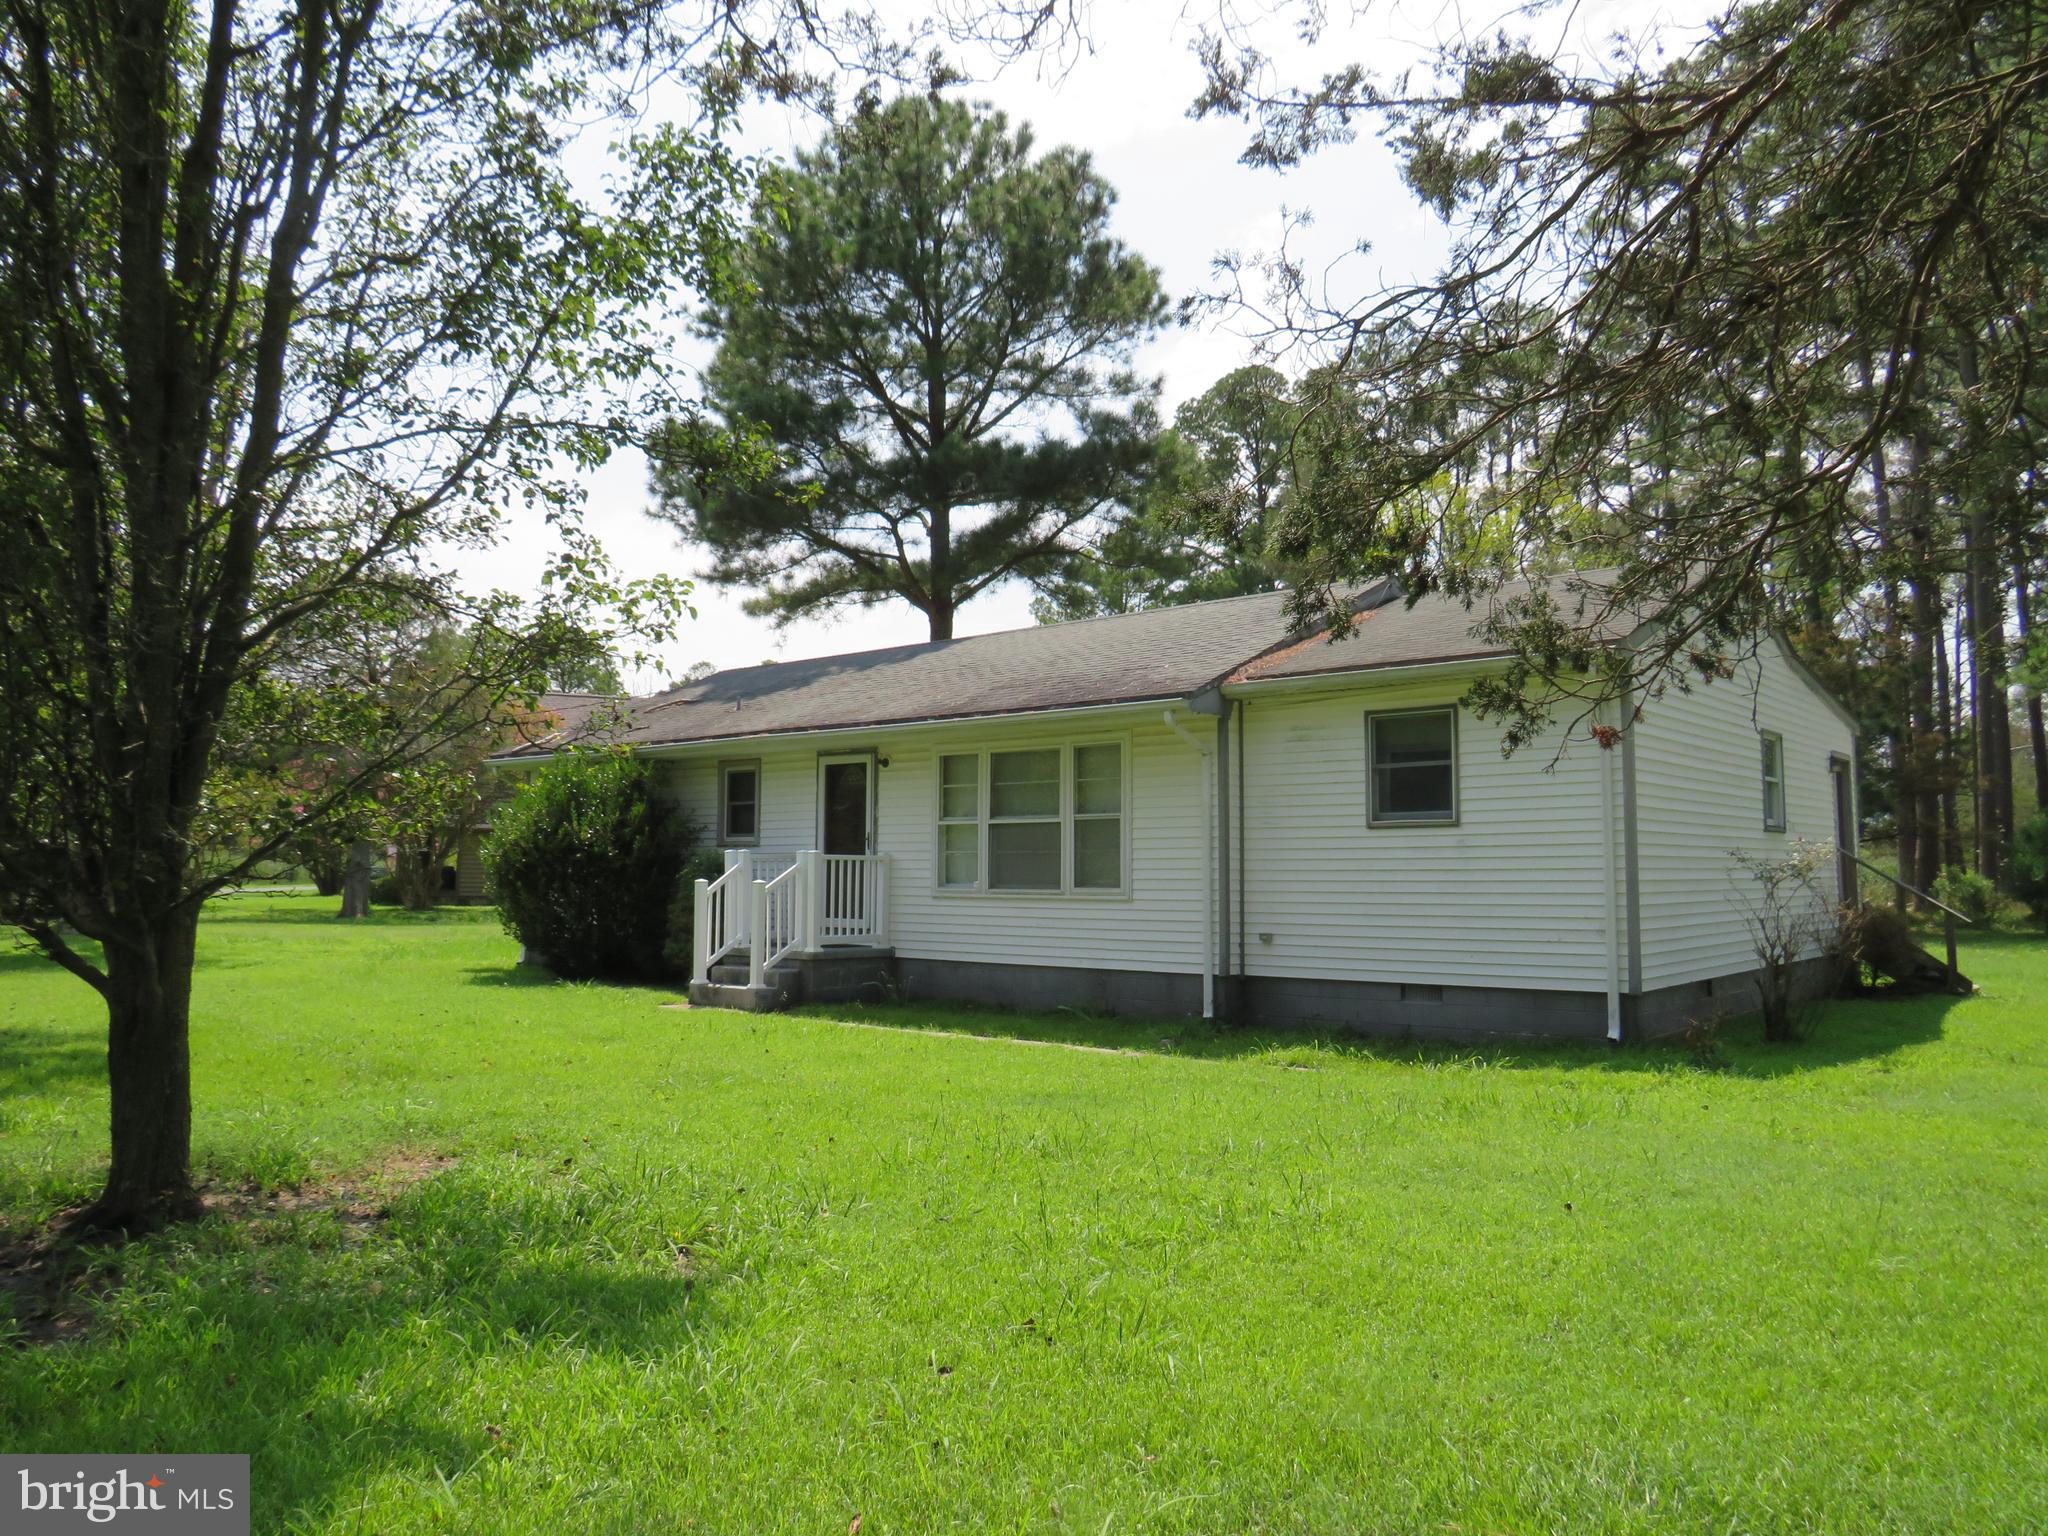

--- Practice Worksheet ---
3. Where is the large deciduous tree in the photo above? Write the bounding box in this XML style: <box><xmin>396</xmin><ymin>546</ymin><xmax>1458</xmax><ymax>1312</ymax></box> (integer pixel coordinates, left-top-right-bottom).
<box><xmin>648</xmin><ymin>92</ymin><xmax>1169</xmax><ymax>641</ymax></box>
<box><xmin>0</xmin><ymin>0</ymin><xmax>952</xmax><ymax>1232</ymax></box>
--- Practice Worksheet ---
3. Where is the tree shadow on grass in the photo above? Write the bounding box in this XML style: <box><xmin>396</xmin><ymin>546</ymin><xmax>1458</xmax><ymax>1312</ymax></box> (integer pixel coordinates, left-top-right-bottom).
<box><xmin>460</xmin><ymin>962</ymin><xmax>565</xmax><ymax>989</ymax></box>
<box><xmin>0</xmin><ymin>1025</ymin><xmax>104</xmax><ymax>1098</ymax></box>
<box><xmin>789</xmin><ymin>979</ymin><xmax>1971</xmax><ymax>1080</ymax></box>
<box><xmin>459</xmin><ymin>965</ymin><xmax>688</xmax><ymax>1005</ymax></box>
<box><xmin>0</xmin><ymin>940</ymin><xmax>119</xmax><ymax>989</ymax></box>
<box><xmin>0</xmin><ymin>1159</ymin><xmax>726</xmax><ymax>1532</ymax></box>
<box><xmin>200</xmin><ymin>900</ymin><xmax>501</xmax><ymax>928</ymax></box>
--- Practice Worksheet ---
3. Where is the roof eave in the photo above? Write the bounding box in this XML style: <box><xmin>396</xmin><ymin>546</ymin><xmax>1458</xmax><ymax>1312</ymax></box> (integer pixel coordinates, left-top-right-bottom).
<box><xmin>486</xmin><ymin>691</ymin><xmax>1206</xmax><ymax>766</ymax></box>
<box><xmin>1222</xmin><ymin>652</ymin><xmax>1514</xmax><ymax>697</ymax></box>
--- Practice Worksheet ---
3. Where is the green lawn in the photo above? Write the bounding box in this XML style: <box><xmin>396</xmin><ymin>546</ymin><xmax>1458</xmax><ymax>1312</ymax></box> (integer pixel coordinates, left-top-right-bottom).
<box><xmin>2</xmin><ymin>897</ymin><xmax>2043</xmax><ymax>1534</ymax></box>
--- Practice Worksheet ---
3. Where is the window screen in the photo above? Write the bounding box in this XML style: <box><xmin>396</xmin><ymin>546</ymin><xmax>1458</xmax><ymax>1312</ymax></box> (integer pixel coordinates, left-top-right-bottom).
<box><xmin>721</xmin><ymin>765</ymin><xmax>759</xmax><ymax>843</ymax></box>
<box><xmin>1369</xmin><ymin>711</ymin><xmax>1456</xmax><ymax>824</ymax></box>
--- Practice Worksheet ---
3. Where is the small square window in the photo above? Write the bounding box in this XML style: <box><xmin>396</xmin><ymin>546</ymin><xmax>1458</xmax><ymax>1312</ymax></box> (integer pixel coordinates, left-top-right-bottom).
<box><xmin>1368</xmin><ymin>709</ymin><xmax>1457</xmax><ymax>825</ymax></box>
<box><xmin>1761</xmin><ymin>732</ymin><xmax>1787</xmax><ymax>831</ymax></box>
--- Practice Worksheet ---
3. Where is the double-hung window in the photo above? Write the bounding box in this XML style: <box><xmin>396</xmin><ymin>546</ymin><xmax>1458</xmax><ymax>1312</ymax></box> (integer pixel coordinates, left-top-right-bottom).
<box><xmin>1760</xmin><ymin>731</ymin><xmax>1787</xmax><ymax>831</ymax></box>
<box><xmin>935</xmin><ymin>740</ymin><xmax>1126</xmax><ymax>894</ymax></box>
<box><xmin>1367</xmin><ymin>709</ymin><xmax>1458</xmax><ymax>825</ymax></box>
<box><xmin>719</xmin><ymin>761</ymin><xmax>760</xmax><ymax>845</ymax></box>
<box><xmin>989</xmin><ymin>749</ymin><xmax>1063</xmax><ymax>890</ymax></box>
<box><xmin>937</xmin><ymin>753</ymin><xmax>982</xmax><ymax>888</ymax></box>
<box><xmin>1070</xmin><ymin>744</ymin><xmax>1124</xmax><ymax>889</ymax></box>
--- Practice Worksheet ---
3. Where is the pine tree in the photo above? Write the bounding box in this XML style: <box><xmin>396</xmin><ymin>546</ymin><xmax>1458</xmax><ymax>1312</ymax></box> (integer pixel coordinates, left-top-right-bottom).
<box><xmin>649</xmin><ymin>94</ymin><xmax>1168</xmax><ymax>640</ymax></box>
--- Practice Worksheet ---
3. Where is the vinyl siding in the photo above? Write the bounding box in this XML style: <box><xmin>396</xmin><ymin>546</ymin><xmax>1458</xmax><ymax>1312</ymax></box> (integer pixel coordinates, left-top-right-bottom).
<box><xmin>650</xmin><ymin>711</ymin><xmax>1209</xmax><ymax>975</ymax></box>
<box><xmin>636</xmin><ymin>635</ymin><xmax>1848</xmax><ymax>996</ymax></box>
<box><xmin>1237</xmin><ymin>677</ymin><xmax>1617</xmax><ymax>991</ymax></box>
<box><xmin>656</xmin><ymin>752</ymin><xmax>815</xmax><ymax>852</ymax></box>
<box><xmin>1630</xmin><ymin>637</ymin><xmax>1855</xmax><ymax>989</ymax></box>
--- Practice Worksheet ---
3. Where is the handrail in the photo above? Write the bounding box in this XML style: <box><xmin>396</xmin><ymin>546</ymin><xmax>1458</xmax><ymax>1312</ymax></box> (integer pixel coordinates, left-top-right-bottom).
<box><xmin>691</xmin><ymin>855</ymin><xmax>750</xmax><ymax>984</ymax></box>
<box><xmin>1849</xmin><ymin>853</ymin><xmax>1973</xmax><ymax>924</ymax></box>
<box><xmin>1849</xmin><ymin>851</ymin><xmax>1969</xmax><ymax>988</ymax></box>
<box><xmin>692</xmin><ymin>849</ymin><xmax>893</xmax><ymax>991</ymax></box>
<box><xmin>752</xmin><ymin>862</ymin><xmax>803</xmax><ymax>987</ymax></box>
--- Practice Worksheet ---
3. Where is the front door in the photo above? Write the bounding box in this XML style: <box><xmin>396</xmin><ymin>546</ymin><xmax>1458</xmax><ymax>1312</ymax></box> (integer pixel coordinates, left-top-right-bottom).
<box><xmin>818</xmin><ymin>756</ymin><xmax>874</xmax><ymax>936</ymax></box>
<box><xmin>819</xmin><ymin>756</ymin><xmax>873</xmax><ymax>854</ymax></box>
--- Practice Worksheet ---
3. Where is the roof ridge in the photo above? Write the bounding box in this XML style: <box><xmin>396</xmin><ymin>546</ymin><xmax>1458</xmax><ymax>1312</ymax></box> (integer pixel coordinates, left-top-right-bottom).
<box><xmin>629</xmin><ymin>586</ymin><xmax>1301</xmax><ymax>704</ymax></box>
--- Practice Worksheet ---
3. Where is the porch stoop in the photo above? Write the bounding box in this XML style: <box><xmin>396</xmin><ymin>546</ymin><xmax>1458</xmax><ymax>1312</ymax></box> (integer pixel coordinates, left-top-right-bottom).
<box><xmin>687</xmin><ymin>946</ymin><xmax>896</xmax><ymax>1012</ymax></box>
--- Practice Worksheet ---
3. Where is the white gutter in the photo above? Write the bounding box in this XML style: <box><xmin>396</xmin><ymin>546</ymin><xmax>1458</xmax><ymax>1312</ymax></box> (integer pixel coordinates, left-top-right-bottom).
<box><xmin>1598</xmin><ymin>703</ymin><xmax>1624</xmax><ymax>1043</ymax></box>
<box><xmin>1220</xmin><ymin>655</ymin><xmax>1509</xmax><ymax>700</ymax></box>
<box><xmin>487</xmin><ymin>696</ymin><xmax>1189</xmax><ymax>769</ymax></box>
<box><xmin>1161</xmin><ymin>707</ymin><xmax>1217</xmax><ymax>1022</ymax></box>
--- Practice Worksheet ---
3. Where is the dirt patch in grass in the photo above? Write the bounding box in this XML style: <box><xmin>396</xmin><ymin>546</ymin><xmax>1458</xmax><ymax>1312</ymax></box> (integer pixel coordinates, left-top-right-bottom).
<box><xmin>0</xmin><ymin>1151</ymin><xmax>455</xmax><ymax>1348</ymax></box>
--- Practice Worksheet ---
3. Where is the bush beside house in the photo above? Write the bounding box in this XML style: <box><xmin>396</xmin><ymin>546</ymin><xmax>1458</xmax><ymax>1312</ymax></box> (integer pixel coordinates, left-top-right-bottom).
<box><xmin>664</xmin><ymin>850</ymin><xmax>727</xmax><ymax>978</ymax></box>
<box><xmin>2015</xmin><ymin>812</ymin><xmax>2048</xmax><ymax>930</ymax></box>
<box><xmin>484</xmin><ymin>750</ymin><xmax>701</xmax><ymax>980</ymax></box>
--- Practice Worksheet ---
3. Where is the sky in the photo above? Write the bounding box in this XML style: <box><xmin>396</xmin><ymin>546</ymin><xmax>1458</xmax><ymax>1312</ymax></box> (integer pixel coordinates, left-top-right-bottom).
<box><xmin>455</xmin><ymin>0</ymin><xmax>1708</xmax><ymax>692</ymax></box>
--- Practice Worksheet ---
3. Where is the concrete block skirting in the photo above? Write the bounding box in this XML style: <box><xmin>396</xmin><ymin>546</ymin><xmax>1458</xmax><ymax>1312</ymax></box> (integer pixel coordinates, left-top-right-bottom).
<box><xmin>1622</xmin><ymin>954</ymin><xmax>1844</xmax><ymax>1042</ymax></box>
<box><xmin>1240</xmin><ymin>975</ymin><xmax>1611</xmax><ymax>1042</ymax></box>
<box><xmin>682</xmin><ymin>949</ymin><xmax>1844</xmax><ymax>1044</ymax></box>
<box><xmin>894</xmin><ymin>958</ymin><xmax>1204</xmax><ymax>1019</ymax></box>
<box><xmin>890</xmin><ymin>955</ymin><xmax>1846</xmax><ymax>1044</ymax></box>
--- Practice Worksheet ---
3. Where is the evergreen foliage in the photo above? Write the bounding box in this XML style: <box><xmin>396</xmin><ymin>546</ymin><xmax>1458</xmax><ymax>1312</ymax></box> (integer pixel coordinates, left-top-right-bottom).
<box><xmin>485</xmin><ymin>752</ymin><xmax>698</xmax><ymax>981</ymax></box>
<box><xmin>649</xmin><ymin>94</ymin><xmax>1168</xmax><ymax>640</ymax></box>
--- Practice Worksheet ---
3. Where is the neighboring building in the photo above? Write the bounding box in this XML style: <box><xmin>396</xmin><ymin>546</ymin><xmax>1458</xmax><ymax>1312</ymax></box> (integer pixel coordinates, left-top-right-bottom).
<box><xmin>489</xmin><ymin>575</ymin><xmax>1859</xmax><ymax>1042</ymax></box>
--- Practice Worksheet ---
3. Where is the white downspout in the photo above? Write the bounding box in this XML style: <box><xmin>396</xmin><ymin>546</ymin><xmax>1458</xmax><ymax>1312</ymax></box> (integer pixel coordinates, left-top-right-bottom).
<box><xmin>1598</xmin><ymin>706</ymin><xmax>1623</xmax><ymax>1043</ymax></box>
<box><xmin>1163</xmin><ymin>708</ymin><xmax>1216</xmax><ymax>1021</ymax></box>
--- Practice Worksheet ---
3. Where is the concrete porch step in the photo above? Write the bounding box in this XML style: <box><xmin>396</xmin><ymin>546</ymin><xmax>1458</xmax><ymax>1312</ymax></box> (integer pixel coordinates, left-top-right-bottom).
<box><xmin>691</xmin><ymin>947</ymin><xmax>897</xmax><ymax>1012</ymax></box>
<box><xmin>689</xmin><ymin>975</ymin><xmax>799</xmax><ymax>1012</ymax></box>
<box><xmin>708</xmin><ymin>957</ymin><xmax>800</xmax><ymax>989</ymax></box>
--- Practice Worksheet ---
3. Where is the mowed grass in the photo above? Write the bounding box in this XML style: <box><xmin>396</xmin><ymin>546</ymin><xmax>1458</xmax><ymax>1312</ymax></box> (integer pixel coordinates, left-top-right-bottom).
<box><xmin>2</xmin><ymin>898</ymin><xmax>2043</xmax><ymax>1535</ymax></box>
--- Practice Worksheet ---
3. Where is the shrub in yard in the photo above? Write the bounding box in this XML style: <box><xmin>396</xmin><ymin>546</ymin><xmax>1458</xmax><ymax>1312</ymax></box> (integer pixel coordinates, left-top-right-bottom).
<box><xmin>484</xmin><ymin>749</ymin><xmax>699</xmax><ymax>979</ymax></box>
<box><xmin>1932</xmin><ymin>867</ymin><xmax>2001</xmax><ymax>924</ymax></box>
<box><xmin>2015</xmin><ymin>812</ymin><xmax>2048</xmax><ymax>931</ymax></box>
<box><xmin>1727</xmin><ymin>840</ymin><xmax>1837</xmax><ymax>1042</ymax></box>
<box><xmin>1834</xmin><ymin>901</ymin><xmax>1925</xmax><ymax>990</ymax></box>
<box><xmin>370</xmin><ymin>873</ymin><xmax>402</xmax><ymax>906</ymax></box>
<box><xmin>662</xmin><ymin>850</ymin><xmax>729</xmax><ymax>977</ymax></box>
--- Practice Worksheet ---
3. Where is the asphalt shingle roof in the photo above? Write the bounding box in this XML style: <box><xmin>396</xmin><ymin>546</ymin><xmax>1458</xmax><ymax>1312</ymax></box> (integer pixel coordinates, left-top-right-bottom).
<box><xmin>1236</xmin><ymin>569</ymin><xmax>1634</xmax><ymax>682</ymax></box>
<box><xmin>491</xmin><ymin>571</ymin><xmax>1631</xmax><ymax>759</ymax></box>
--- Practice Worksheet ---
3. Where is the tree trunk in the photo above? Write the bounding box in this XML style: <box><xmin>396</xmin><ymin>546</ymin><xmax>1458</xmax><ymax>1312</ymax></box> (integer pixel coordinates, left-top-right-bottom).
<box><xmin>1957</xmin><ymin>333</ymin><xmax>2016</xmax><ymax>881</ymax></box>
<box><xmin>1904</xmin><ymin>428</ymin><xmax>1942</xmax><ymax>900</ymax></box>
<box><xmin>1961</xmin><ymin>533</ymin><xmax>1995</xmax><ymax>882</ymax></box>
<box><xmin>1862</xmin><ymin>367</ymin><xmax>1910</xmax><ymax>907</ymax></box>
<box><xmin>339</xmin><ymin>841</ymin><xmax>374</xmax><ymax>918</ymax></box>
<box><xmin>305</xmin><ymin>841</ymin><xmax>346</xmax><ymax>897</ymax></box>
<box><xmin>927</xmin><ymin>499</ymin><xmax>954</xmax><ymax>641</ymax></box>
<box><xmin>1940</xmin><ymin>605</ymin><xmax>1964</xmax><ymax>874</ymax></box>
<box><xmin>2018</xmin><ymin>562</ymin><xmax>2048</xmax><ymax>809</ymax></box>
<box><xmin>73</xmin><ymin>911</ymin><xmax>203</xmax><ymax>1232</ymax></box>
<box><xmin>395</xmin><ymin>845</ymin><xmax>440</xmax><ymax>910</ymax></box>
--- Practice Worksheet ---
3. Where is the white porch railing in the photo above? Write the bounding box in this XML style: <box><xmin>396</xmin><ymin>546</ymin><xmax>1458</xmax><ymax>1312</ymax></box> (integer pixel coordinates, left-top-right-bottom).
<box><xmin>752</xmin><ymin>862</ymin><xmax>803</xmax><ymax>986</ymax></box>
<box><xmin>691</xmin><ymin>850</ymin><xmax>892</xmax><ymax>986</ymax></box>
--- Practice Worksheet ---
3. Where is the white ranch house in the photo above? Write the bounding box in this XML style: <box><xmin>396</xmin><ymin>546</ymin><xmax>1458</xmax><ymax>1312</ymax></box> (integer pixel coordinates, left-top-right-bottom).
<box><xmin>491</xmin><ymin>574</ymin><xmax>1859</xmax><ymax>1042</ymax></box>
